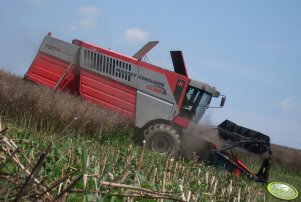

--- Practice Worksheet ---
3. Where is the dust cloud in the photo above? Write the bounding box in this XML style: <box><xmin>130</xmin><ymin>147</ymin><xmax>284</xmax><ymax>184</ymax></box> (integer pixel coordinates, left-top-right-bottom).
<box><xmin>180</xmin><ymin>122</ymin><xmax>227</xmax><ymax>162</ymax></box>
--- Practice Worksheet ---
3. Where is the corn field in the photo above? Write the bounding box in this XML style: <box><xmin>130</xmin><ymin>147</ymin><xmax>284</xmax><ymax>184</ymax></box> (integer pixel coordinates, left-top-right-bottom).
<box><xmin>0</xmin><ymin>122</ymin><xmax>267</xmax><ymax>201</ymax></box>
<box><xmin>0</xmin><ymin>70</ymin><xmax>300</xmax><ymax>201</ymax></box>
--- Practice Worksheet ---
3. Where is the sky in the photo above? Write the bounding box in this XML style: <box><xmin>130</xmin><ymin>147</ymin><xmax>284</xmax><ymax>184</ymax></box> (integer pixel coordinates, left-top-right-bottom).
<box><xmin>0</xmin><ymin>1</ymin><xmax>300</xmax><ymax>149</ymax></box>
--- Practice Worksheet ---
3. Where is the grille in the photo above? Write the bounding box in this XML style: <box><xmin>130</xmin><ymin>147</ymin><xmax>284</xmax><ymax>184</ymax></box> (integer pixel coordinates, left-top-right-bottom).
<box><xmin>83</xmin><ymin>49</ymin><xmax>132</xmax><ymax>81</ymax></box>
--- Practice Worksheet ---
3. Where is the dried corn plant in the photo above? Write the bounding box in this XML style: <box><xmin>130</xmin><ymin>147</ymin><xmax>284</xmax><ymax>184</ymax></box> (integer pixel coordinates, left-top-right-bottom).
<box><xmin>0</xmin><ymin>70</ymin><xmax>132</xmax><ymax>137</ymax></box>
<box><xmin>0</xmin><ymin>125</ymin><xmax>268</xmax><ymax>202</ymax></box>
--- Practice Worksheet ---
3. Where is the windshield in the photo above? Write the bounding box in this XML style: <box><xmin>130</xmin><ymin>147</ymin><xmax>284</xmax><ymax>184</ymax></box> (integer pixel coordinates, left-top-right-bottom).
<box><xmin>180</xmin><ymin>86</ymin><xmax>212</xmax><ymax>122</ymax></box>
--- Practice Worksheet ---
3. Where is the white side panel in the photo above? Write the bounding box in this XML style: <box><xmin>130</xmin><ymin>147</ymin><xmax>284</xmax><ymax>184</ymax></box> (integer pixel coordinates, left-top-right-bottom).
<box><xmin>135</xmin><ymin>91</ymin><xmax>173</xmax><ymax>128</ymax></box>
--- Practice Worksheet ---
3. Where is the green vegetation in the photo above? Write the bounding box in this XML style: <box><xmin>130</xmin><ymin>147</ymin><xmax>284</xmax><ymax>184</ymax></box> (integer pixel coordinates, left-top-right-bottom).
<box><xmin>1</xmin><ymin>122</ymin><xmax>265</xmax><ymax>201</ymax></box>
<box><xmin>0</xmin><ymin>70</ymin><xmax>300</xmax><ymax>201</ymax></box>
<box><xmin>2</xmin><ymin>119</ymin><xmax>300</xmax><ymax>201</ymax></box>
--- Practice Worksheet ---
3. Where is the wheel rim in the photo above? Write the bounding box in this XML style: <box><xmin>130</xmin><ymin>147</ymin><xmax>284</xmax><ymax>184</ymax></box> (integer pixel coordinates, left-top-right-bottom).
<box><xmin>151</xmin><ymin>134</ymin><xmax>172</xmax><ymax>153</ymax></box>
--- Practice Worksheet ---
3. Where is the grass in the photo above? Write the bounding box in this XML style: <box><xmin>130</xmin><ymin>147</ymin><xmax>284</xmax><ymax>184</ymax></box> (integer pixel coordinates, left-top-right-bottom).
<box><xmin>0</xmin><ymin>69</ymin><xmax>300</xmax><ymax>201</ymax></box>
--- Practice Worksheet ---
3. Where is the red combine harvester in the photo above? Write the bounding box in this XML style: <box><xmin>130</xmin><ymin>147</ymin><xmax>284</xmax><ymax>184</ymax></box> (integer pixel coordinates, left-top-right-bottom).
<box><xmin>25</xmin><ymin>33</ymin><xmax>271</xmax><ymax>182</ymax></box>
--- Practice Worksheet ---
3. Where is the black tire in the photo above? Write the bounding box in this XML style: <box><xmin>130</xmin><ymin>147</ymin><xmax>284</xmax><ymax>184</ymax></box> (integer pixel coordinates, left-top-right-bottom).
<box><xmin>133</xmin><ymin>127</ymin><xmax>144</xmax><ymax>146</ymax></box>
<box><xmin>144</xmin><ymin>123</ymin><xmax>180</xmax><ymax>154</ymax></box>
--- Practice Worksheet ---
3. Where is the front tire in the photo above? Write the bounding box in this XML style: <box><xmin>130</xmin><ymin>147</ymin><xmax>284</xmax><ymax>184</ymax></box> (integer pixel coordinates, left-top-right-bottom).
<box><xmin>144</xmin><ymin>123</ymin><xmax>180</xmax><ymax>154</ymax></box>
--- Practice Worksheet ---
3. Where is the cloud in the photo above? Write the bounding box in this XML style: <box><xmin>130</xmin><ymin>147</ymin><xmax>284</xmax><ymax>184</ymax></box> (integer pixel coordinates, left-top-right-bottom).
<box><xmin>78</xmin><ymin>6</ymin><xmax>102</xmax><ymax>16</ymax></box>
<box><xmin>69</xmin><ymin>6</ymin><xmax>102</xmax><ymax>31</ymax></box>
<box><xmin>120</xmin><ymin>28</ymin><xmax>150</xmax><ymax>44</ymax></box>
<box><xmin>79</xmin><ymin>6</ymin><xmax>102</xmax><ymax>29</ymax></box>
<box><xmin>279</xmin><ymin>97</ymin><xmax>301</xmax><ymax>113</ymax></box>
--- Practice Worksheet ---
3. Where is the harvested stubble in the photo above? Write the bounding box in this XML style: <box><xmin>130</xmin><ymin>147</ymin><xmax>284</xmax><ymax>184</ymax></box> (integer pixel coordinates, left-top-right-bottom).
<box><xmin>77</xmin><ymin>140</ymin><xmax>267</xmax><ymax>201</ymax></box>
<box><xmin>0</xmin><ymin>128</ymin><xmax>80</xmax><ymax>201</ymax></box>
<box><xmin>0</xmin><ymin>123</ymin><xmax>269</xmax><ymax>201</ymax></box>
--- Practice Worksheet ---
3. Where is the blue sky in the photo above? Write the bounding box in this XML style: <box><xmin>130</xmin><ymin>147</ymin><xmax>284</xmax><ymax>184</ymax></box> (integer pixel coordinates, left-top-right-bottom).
<box><xmin>1</xmin><ymin>1</ymin><xmax>300</xmax><ymax>149</ymax></box>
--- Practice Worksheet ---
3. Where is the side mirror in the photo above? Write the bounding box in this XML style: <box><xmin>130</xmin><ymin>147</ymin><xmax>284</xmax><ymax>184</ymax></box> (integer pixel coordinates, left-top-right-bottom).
<box><xmin>220</xmin><ymin>96</ymin><xmax>226</xmax><ymax>107</ymax></box>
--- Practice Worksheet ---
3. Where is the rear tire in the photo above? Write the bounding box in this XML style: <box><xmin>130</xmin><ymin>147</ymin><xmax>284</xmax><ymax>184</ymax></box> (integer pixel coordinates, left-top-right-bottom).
<box><xmin>144</xmin><ymin>123</ymin><xmax>180</xmax><ymax>154</ymax></box>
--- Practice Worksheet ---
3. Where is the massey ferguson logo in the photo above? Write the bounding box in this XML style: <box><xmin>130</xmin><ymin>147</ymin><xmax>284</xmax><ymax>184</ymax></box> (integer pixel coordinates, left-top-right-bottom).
<box><xmin>174</xmin><ymin>79</ymin><xmax>186</xmax><ymax>103</ymax></box>
<box><xmin>146</xmin><ymin>85</ymin><xmax>166</xmax><ymax>95</ymax></box>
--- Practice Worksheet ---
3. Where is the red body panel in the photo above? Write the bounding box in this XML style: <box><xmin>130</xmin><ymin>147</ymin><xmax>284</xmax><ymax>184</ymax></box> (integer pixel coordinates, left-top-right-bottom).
<box><xmin>26</xmin><ymin>52</ymin><xmax>78</xmax><ymax>91</ymax></box>
<box><xmin>173</xmin><ymin>115</ymin><xmax>190</xmax><ymax>128</ymax></box>
<box><xmin>235</xmin><ymin>159</ymin><xmax>255</xmax><ymax>175</ymax></box>
<box><xmin>79</xmin><ymin>69</ymin><xmax>137</xmax><ymax>119</ymax></box>
<box><xmin>26</xmin><ymin>36</ymin><xmax>191</xmax><ymax>127</ymax></box>
<box><xmin>73</xmin><ymin>39</ymin><xmax>190</xmax><ymax>111</ymax></box>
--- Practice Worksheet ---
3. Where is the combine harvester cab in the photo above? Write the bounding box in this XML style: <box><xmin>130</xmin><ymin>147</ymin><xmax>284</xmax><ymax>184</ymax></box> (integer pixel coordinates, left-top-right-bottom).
<box><xmin>25</xmin><ymin>33</ymin><xmax>271</xmax><ymax>182</ymax></box>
